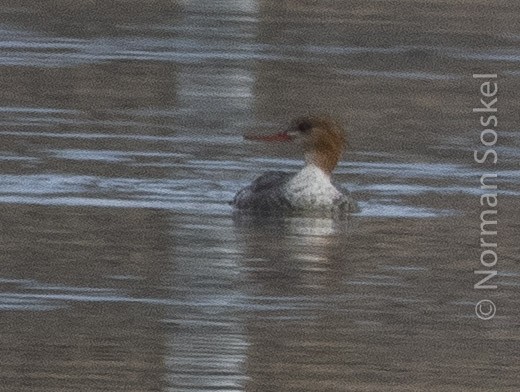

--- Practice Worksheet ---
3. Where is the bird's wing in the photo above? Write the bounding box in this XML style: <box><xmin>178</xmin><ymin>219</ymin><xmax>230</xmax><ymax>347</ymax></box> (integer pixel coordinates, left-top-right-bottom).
<box><xmin>232</xmin><ymin>171</ymin><xmax>293</xmax><ymax>211</ymax></box>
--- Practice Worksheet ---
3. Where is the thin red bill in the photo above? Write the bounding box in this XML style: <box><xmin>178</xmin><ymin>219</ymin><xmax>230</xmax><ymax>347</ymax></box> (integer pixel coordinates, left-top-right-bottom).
<box><xmin>243</xmin><ymin>132</ymin><xmax>292</xmax><ymax>142</ymax></box>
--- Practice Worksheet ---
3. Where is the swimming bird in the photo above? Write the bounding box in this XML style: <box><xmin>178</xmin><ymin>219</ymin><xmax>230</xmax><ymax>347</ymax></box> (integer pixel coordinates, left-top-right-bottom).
<box><xmin>232</xmin><ymin>116</ymin><xmax>358</xmax><ymax>215</ymax></box>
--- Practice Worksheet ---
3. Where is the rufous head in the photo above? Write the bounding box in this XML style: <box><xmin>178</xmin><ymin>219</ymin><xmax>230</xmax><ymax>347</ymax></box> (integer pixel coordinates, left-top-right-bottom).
<box><xmin>284</xmin><ymin>116</ymin><xmax>347</xmax><ymax>175</ymax></box>
<box><xmin>244</xmin><ymin>115</ymin><xmax>348</xmax><ymax>175</ymax></box>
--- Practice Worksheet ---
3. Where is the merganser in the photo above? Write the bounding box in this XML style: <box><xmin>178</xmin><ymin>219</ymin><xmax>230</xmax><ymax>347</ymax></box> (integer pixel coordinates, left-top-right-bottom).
<box><xmin>232</xmin><ymin>116</ymin><xmax>359</xmax><ymax>215</ymax></box>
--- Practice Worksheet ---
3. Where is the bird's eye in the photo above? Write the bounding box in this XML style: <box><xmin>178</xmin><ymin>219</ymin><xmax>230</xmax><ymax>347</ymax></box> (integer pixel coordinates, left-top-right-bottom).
<box><xmin>297</xmin><ymin>120</ymin><xmax>312</xmax><ymax>133</ymax></box>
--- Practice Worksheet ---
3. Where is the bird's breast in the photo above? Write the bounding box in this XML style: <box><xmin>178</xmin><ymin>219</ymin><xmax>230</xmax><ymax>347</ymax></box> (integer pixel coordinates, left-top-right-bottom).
<box><xmin>283</xmin><ymin>164</ymin><xmax>343</xmax><ymax>209</ymax></box>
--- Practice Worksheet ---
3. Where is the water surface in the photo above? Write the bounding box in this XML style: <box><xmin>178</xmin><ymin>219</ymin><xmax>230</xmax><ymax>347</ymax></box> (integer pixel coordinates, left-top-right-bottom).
<box><xmin>1</xmin><ymin>1</ymin><xmax>519</xmax><ymax>391</ymax></box>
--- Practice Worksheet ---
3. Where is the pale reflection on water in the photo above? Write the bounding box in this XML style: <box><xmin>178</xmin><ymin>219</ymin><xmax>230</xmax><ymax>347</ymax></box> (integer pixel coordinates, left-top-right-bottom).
<box><xmin>1</xmin><ymin>0</ymin><xmax>520</xmax><ymax>391</ymax></box>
